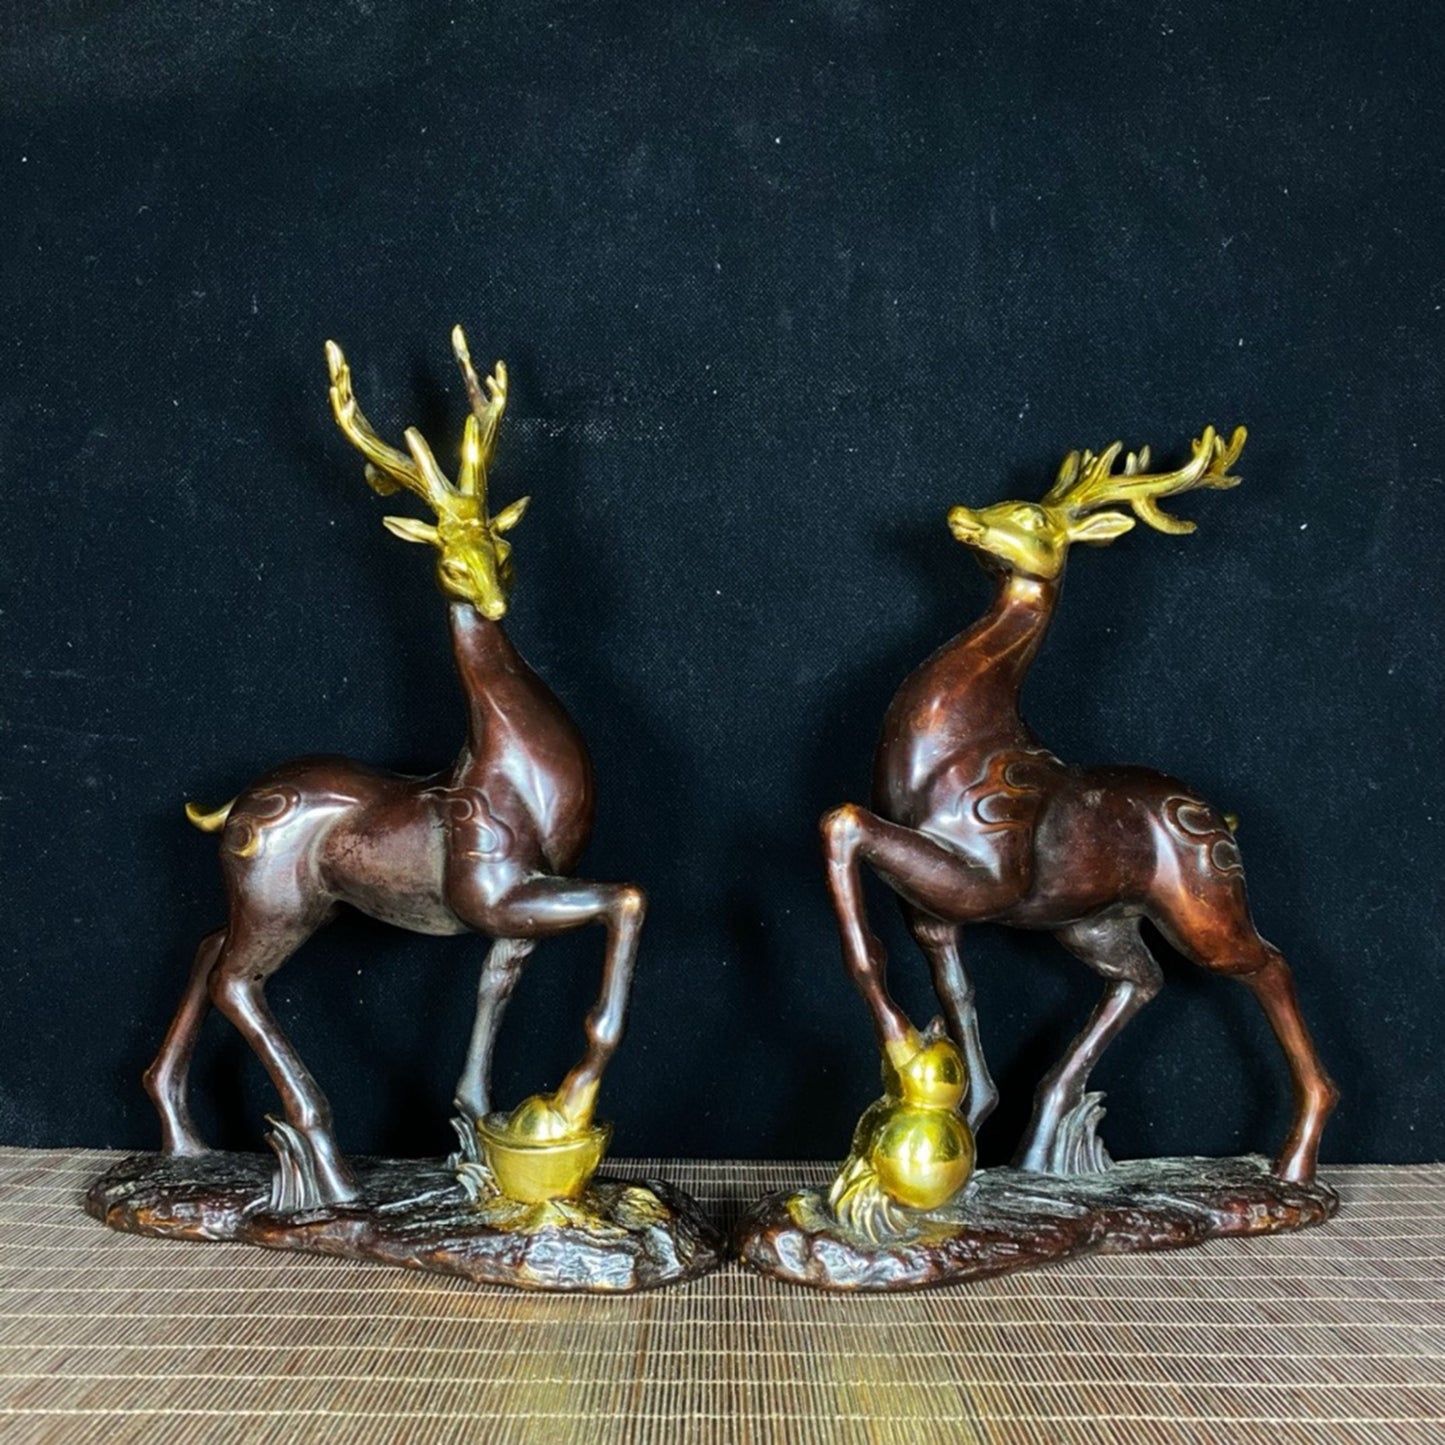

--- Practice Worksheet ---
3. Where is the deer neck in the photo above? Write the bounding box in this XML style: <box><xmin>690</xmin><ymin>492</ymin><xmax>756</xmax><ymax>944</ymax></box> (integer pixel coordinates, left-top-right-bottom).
<box><xmin>978</xmin><ymin>569</ymin><xmax>1059</xmax><ymax>679</ymax></box>
<box><xmin>913</xmin><ymin>569</ymin><xmax>1061</xmax><ymax>741</ymax></box>
<box><xmin>448</xmin><ymin>601</ymin><xmax>528</xmax><ymax>760</ymax></box>
<box><xmin>875</xmin><ymin>567</ymin><xmax>1062</xmax><ymax>813</ymax></box>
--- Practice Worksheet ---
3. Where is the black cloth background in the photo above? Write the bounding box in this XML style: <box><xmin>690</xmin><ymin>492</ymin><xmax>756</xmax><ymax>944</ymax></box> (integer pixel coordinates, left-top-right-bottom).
<box><xmin>1</xmin><ymin>2</ymin><xmax>1440</xmax><ymax>1165</ymax></box>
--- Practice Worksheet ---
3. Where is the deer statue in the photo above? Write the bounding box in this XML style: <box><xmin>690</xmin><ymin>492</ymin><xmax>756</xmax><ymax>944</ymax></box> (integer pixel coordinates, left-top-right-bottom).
<box><xmin>143</xmin><ymin>327</ymin><xmax>645</xmax><ymax>1212</ymax></box>
<box><xmin>821</xmin><ymin>426</ymin><xmax>1337</xmax><ymax>1187</ymax></box>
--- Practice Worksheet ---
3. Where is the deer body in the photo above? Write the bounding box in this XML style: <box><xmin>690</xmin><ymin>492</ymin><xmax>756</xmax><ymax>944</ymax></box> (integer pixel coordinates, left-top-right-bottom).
<box><xmin>824</xmin><ymin>429</ymin><xmax>1338</xmax><ymax>1185</ymax></box>
<box><xmin>206</xmin><ymin>609</ymin><xmax>593</xmax><ymax>939</ymax></box>
<box><xmin>145</xmin><ymin>331</ymin><xmax>641</xmax><ymax>1211</ymax></box>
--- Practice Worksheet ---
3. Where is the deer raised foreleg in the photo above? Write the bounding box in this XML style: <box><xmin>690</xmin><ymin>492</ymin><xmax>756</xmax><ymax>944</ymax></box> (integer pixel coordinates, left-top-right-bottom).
<box><xmin>1014</xmin><ymin>915</ymin><xmax>1162</xmax><ymax>1174</ymax></box>
<box><xmin>456</xmin><ymin>875</ymin><xmax>645</xmax><ymax>1127</ymax></box>
<box><xmin>821</xmin><ymin>804</ymin><xmax>1023</xmax><ymax>1062</ymax></box>
<box><xmin>143</xmin><ymin>928</ymin><xmax>226</xmax><ymax>1156</ymax></box>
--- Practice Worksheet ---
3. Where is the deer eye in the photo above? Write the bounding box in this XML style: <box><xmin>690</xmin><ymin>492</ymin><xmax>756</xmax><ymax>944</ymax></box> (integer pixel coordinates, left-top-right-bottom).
<box><xmin>1015</xmin><ymin>507</ymin><xmax>1046</xmax><ymax>532</ymax></box>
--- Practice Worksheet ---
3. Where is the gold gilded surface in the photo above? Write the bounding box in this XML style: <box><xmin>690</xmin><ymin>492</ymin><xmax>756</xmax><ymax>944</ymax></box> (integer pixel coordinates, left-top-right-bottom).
<box><xmin>946</xmin><ymin>423</ymin><xmax>1246</xmax><ymax>580</ymax></box>
<box><xmin>887</xmin><ymin>1032</ymin><xmax>969</xmax><ymax>1111</ymax></box>
<box><xmin>506</xmin><ymin>1093</ymin><xmax>586</xmax><ymax>1144</ymax></box>
<box><xmin>325</xmin><ymin>325</ymin><xmax>529</xmax><ymax>619</ymax></box>
<box><xmin>181</xmin><ymin>798</ymin><xmax>234</xmax><ymax>832</ymax></box>
<box><xmin>477</xmin><ymin>1101</ymin><xmax>613</xmax><ymax>1205</ymax></box>
<box><xmin>827</xmin><ymin>1027</ymin><xmax>976</xmax><ymax>1239</ymax></box>
<box><xmin>870</xmin><ymin>1106</ymin><xmax>974</xmax><ymax>1211</ymax></box>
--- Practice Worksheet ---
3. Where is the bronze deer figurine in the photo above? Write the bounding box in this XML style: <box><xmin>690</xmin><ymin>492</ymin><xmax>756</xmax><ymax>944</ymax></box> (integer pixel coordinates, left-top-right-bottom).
<box><xmin>821</xmin><ymin>427</ymin><xmax>1337</xmax><ymax>1185</ymax></box>
<box><xmin>144</xmin><ymin>328</ymin><xmax>644</xmax><ymax>1210</ymax></box>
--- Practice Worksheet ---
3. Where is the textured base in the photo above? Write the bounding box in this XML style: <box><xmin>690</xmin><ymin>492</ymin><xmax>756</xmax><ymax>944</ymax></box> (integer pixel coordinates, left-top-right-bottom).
<box><xmin>87</xmin><ymin>1151</ymin><xmax>724</xmax><ymax>1292</ymax></box>
<box><xmin>737</xmin><ymin>1154</ymin><xmax>1339</xmax><ymax>1291</ymax></box>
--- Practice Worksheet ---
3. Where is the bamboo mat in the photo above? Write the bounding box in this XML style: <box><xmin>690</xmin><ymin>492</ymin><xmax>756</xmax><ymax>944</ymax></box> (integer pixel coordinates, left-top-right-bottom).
<box><xmin>1</xmin><ymin>1149</ymin><xmax>1441</xmax><ymax>1443</ymax></box>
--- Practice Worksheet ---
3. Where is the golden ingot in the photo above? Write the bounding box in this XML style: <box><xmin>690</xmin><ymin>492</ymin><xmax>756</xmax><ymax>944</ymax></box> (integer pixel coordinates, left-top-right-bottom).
<box><xmin>869</xmin><ymin>1104</ymin><xmax>975</xmax><ymax>1211</ymax></box>
<box><xmin>477</xmin><ymin>1097</ymin><xmax>612</xmax><ymax>1205</ymax></box>
<box><xmin>505</xmin><ymin>1093</ymin><xmax>579</xmax><ymax>1143</ymax></box>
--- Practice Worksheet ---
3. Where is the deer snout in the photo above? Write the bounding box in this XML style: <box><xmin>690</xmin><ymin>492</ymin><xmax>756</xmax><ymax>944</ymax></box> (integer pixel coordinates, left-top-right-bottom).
<box><xmin>948</xmin><ymin>507</ymin><xmax>985</xmax><ymax>543</ymax></box>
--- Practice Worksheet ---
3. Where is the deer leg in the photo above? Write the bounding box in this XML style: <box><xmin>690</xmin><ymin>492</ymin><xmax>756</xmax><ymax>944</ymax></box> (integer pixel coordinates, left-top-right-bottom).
<box><xmin>142</xmin><ymin>928</ymin><xmax>225</xmax><ymax>1156</ymax></box>
<box><xmin>463</xmin><ymin>876</ymin><xmax>645</xmax><ymax>1124</ymax></box>
<box><xmin>1237</xmin><ymin>952</ymin><xmax>1339</xmax><ymax>1184</ymax></box>
<box><xmin>821</xmin><ymin>805</ymin><xmax>928</xmax><ymax>1054</ymax></box>
<box><xmin>453</xmin><ymin>936</ymin><xmax>536</xmax><ymax>1126</ymax></box>
<box><xmin>1161</xmin><ymin>905</ymin><xmax>1338</xmax><ymax>1182</ymax></box>
<box><xmin>207</xmin><ymin>918</ymin><xmax>357</xmax><ymax>1208</ymax></box>
<box><xmin>821</xmin><ymin>803</ymin><xmax>1021</xmax><ymax>1057</ymax></box>
<box><xmin>1015</xmin><ymin>916</ymin><xmax>1162</xmax><ymax>1173</ymax></box>
<box><xmin>1149</xmin><ymin>868</ymin><xmax>1338</xmax><ymax>1185</ymax></box>
<box><xmin>903</xmin><ymin>908</ymin><xmax>997</xmax><ymax>1132</ymax></box>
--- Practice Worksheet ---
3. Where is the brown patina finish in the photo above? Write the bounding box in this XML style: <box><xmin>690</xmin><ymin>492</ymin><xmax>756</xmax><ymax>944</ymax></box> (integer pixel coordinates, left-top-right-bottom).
<box><xmin>142</xmin><ymin>334</ymin><xmax>644</xmax><ymax>1211</ymax></box>
<box><xmin>821</xmin><ymin>429</ymin><xmax>1338</xmax><ymax>1185</ymax></box>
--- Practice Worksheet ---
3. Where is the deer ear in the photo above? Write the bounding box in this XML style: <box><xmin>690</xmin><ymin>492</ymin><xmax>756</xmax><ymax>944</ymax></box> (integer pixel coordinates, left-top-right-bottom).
<box><xmin>382</xmin><ymin>515</ymin><xmax>440</xmax><ymax>546</ymax></box>
<box><xmin>1067</xmin><ymin>510</ymin><xmax>1136</xmax><ymax>546</ymax></box>
<box><xmin>491</xmin><ymin>495</ymin><xmax>530</xmax><ymax>533</ymax></box>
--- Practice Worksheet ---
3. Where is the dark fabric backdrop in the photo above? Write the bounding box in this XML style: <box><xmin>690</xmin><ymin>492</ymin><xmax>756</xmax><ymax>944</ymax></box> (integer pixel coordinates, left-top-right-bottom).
<box><xmin>1</xmin><ymin>2</ymin><xmax>1441</xmax><ymax>1166</ymax></box>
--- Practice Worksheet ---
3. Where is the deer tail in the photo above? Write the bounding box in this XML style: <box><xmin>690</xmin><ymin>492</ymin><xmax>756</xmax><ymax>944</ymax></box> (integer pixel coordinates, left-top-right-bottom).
<box><xmin>184</xmin><ymin>798</ymin><xmax>236</xmax><ymax>832</ymax></box>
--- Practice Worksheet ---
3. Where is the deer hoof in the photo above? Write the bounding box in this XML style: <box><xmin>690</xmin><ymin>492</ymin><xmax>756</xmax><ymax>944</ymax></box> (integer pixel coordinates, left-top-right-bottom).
<box><xmin>447</xmin><ymin>1112</ymin><xmax>484</xmax><ymax>1168</ymax></box>
<box><xmin>1016</xmin><ymin>1092</ymin><xmax>1114</xmax><ymax>1176</ymax></box>
<box><xmin>263</xmin><ymin>1119</ymin><xmax>359</xmax><ymax>1213</ymax></box>
<box><xmin>1272</xmin><ymin>1144</ymin><xmax>1318</xmax><ymax>1186</ymax></box>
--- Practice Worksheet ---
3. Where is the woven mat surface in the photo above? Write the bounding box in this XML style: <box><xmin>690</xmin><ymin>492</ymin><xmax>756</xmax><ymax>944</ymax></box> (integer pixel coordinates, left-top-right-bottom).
<box><xmin>1</xmin><ymin>1149</ymin><xmax>1441</xmax><ymax>1444</ymax></box>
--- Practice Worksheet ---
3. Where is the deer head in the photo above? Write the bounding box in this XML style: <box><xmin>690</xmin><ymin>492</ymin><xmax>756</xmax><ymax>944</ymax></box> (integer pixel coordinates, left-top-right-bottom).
<box><xmin>946</xmin><ymin>426</ymin><xmax>1247</xmax><ymax>581</ymax></box>
<box><xmin>326</xmin><ymin>327</ymin><xmax>529</xmax><ymax>620</ymax></box>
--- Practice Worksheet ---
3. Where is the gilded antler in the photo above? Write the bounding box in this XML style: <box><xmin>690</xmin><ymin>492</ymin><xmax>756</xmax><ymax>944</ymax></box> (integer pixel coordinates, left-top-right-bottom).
<box><xmin>1044</xmin><ymin>425</ymin><xmax>1247</xmax><ymax>535</ymax></box>
<box><xmin>325</xmin><ymin>330</ymin><xmax>529</xmax><ymax>617</ymax></box>
<box><xmin>451</xmin><ymin>325</ymin><xmax>507</xmax><ymax>503</ymax></box>
<box><xmin>325</xmin><ymin>340</ymin><xmax>457</xmax><ymax>515</ymax></box>
<box><xmin>325</xmin><ymin>330</ymin><xmax>527</xmax><ymax>531</ymax></box>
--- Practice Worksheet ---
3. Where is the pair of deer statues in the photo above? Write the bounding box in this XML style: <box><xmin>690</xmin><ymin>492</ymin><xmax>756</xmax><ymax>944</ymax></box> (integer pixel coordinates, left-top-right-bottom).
<box><xmin>142</xmin><ymin>328</ymin><xmax>1337</xmax><ymax>1215</ymax></box>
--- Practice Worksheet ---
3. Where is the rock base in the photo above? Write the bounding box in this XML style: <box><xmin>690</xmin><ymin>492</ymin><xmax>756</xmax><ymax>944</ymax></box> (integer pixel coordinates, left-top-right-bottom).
<box><xmin>737</xmin><ymin>1154</ymin><xmax>1338</xmax><ymax>1291</ymax></box>
<box><xmin>87</xmin><ymin>1152</ymin><xmax>723</xmax><ymax>1293</ymax></box>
